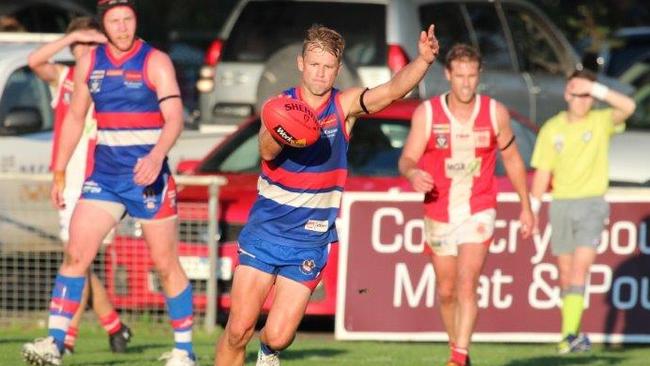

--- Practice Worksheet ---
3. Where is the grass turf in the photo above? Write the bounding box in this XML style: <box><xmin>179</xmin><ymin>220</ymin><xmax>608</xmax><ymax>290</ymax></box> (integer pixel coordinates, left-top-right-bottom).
<box><xmin>2</xmin><ymin>322</ymin><xmax>649</xmax><ymax>365</ymax></box>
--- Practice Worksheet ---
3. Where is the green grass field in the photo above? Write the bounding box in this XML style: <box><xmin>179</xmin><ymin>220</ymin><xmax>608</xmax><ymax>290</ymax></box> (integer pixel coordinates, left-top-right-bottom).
<box><xmin>2</xmin><ymin>322</ymin><xmax>649</xmax><ymax>365</ymax></box>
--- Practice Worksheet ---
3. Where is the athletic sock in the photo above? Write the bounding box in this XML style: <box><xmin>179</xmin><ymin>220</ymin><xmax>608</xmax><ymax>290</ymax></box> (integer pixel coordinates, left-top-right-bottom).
<box><xmin>451</xmin><ymin>345</ymin><xmax>469</xmax><ymax>366</ymax></box>
<box><xmin>48</xmin><ymin>274</ymin><xmax>85</xmax><ymax>352</ymax></box>
<box><xmin>64</xmin><ymin>326</ymin><xmax>79</xmax><ymax>350</ymax></box>
<box><xmin>100</xmin><ymin>310</ymin><xmax>122</xmax><ymax>335</ymax></box>
<box><xmin>561</xmin><ymin>286</ymin><xmax>585</xmax><ymax>337</ymax></box>
<box><xmin>260</xmin><ymin>342</ymin><xmax>278</xmax><ymax>356</ymax></box>
<box><xmin>166</xmin><ymin>284</ymin><xmax>194</xmax><ymax>359</ymax></box>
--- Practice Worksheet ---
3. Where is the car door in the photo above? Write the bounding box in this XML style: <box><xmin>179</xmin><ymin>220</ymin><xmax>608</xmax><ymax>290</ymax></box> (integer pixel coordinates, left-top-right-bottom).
<box><xmin>418</xmin><ymin>1</ymin><xmax>531</xmax><ymax>118</ymax></box>
<box><xmin>501</xmin><ymin>1</ymin><xmax>578</xmax><ymax>125</ymax></box>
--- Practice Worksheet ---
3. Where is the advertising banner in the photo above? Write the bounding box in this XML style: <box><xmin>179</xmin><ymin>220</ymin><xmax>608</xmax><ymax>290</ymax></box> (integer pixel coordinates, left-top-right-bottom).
<box><xmin>335</xmin><ymin>189</ymin><xmax>650</xmax><ymax>343</ymax></box>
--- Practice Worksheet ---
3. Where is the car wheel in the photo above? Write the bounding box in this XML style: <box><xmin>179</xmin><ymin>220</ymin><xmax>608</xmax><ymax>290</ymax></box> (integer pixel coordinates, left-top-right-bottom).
<box><xmin>255</xmin><ymin>42</ymin><xmax>360</xmax><ymax>113</ymax></box>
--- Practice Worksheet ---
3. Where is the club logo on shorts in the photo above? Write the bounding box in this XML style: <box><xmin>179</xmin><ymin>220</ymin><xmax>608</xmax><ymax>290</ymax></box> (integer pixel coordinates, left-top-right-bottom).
<box><xmin>82</xmin><ymin>180</ymin><xmax>102</xmax><ymax>194</ymax></box>
<box><xmin>143</xmin><ymin>186</ymin><xmax>157</xmax><ymax>211</ymax></box>
<box><xmin>300</xmin><ymin>259</ymin><xmax>316</xmax><ymax>275</ymax></box>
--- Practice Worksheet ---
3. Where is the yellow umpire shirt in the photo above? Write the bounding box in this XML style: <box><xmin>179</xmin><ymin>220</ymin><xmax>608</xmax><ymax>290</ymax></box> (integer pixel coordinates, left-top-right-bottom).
<box><xmin>531</xmin><ymin>108</ymin><xmax>623</xmax><ymax>199</ymax></box>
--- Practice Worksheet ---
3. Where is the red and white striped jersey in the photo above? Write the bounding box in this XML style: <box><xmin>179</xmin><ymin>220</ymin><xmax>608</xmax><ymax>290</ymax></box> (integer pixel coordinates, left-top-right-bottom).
<box><xmin>419</xmin><ymin>94</ymin><xmax>499</xmax><ymax>223</ymax></box>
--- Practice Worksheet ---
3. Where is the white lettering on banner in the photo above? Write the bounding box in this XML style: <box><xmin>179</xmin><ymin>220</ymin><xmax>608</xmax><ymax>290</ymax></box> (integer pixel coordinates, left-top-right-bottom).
<box><xmin>372</xmin><ymin>208</ymin><xmax>404</xmax><ymax>253</ymax></box>
<box><xmin>393</xmin><ymin>263</ymin><xmax>435</xmax><ymax>308</ymax></box>
<box><xmin>611</xmin><ymin>276</ymin><xmax>650</xmax><ymax>310</ymax></box>
<box><xmin>585</xmin><ymin>264</ymin><xmax>613</xmax><ymax>308</ymax></box>
<box><xmin>528</xmin><ymin>263</ymin><xmax>561</xmax><ymax>309</ymax></box>
<box><xmin>393</xmin><ymin>264</ymin><xmax>515</xmax><ymax>309</ymax></box>
<box><xmin>639</xmin><ymin>222</ymin><xmax>649</xmax><ymax>254</ymax></box>
<box><xmin>611</xmin><ymin>221</ymin><xmax>637</xmax><ymax>255</ymax></box>
<box><xmin>531</xmin><ymin>224</ymin><xmax>552</xmax><ymax>264</ymax></box>
<box><xmin>489</xmin><ymin>220</ymin><xmax>520</xmax><ymax>255</ymax></box>
<box><xmin>404</xmin><ymin>219</ymin><xmax>425</xmax><ymax>253</ymax></box>
<box><xmin>490</xmin><ymin>219</ymin><xmax>508</xmax><ymax>253</ymax></box>
<box><xmin>477</xmin><ymin>269</ymin><xmax>514</xmax><ymax>309</ymax></box>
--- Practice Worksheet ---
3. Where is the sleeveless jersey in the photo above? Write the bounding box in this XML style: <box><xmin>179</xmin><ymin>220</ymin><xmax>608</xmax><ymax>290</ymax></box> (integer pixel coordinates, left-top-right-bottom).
<box><xmin>239</xmin><ymin>87</ymin><xmax>349</xmax><ymax>248</ymax></box>
<box><xmin>420</xmin><ymin>94</ymin><xmax>499</xmax><ymax>223</ymax></box>
<box><xmin>51</xmin><ymin>66</ymin><xmax>96</xmax><ymax>184</ymax></box>
<box><xmin>86</xmin><ymin>39</ymin><xmax>163</xmax><ymax>174</ymax></box>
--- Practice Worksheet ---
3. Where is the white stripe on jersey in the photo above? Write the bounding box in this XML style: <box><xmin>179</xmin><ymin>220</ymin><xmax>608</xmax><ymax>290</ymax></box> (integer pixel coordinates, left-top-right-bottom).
<box><xmin>97</xmin><ymin>129</ymin><xmax>161</xmax><ymax>146</ymax></box>
<box><xmin>258</xmin><ymin>177</ymin><xmax>342</xmax><ymax>209</ymax></box>
<box><xmin>424</xmin><ymin>99</ymin><xmax>433</xmax><ymax>142</ymax></box>
<box><xmin>490</xmin><ymin>98</ymin><xmax>499</xmax><ymax>136</ymax></box>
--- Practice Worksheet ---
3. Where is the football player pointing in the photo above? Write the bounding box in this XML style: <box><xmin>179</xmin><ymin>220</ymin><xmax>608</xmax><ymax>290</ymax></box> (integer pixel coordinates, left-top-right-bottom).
<box><xmin>215</xmin><ymin>24</ymin><xmax>439</xmax><ymax>366</ymax></box>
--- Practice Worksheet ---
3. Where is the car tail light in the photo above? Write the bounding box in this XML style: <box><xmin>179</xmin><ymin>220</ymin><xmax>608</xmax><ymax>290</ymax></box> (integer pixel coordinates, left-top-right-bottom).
<box><xmin>204</xmin><ymin>39</ymin><xmax>224</xmax><ymax>66</ymax></box>
<box><xmin>388</xmin><ymin>44</ymin><xmax>409</xmax><ymax>74</ymax></box>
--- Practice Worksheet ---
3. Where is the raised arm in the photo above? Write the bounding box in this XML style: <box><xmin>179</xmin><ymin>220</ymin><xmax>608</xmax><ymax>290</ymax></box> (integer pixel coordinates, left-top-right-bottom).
<box><xmin>398</xmin><ymin>102</ymin><xmax>434</xmax><ymax>192</ymax></box>
<box><xmin>339</xmin><ymin>24</ymin><xmax>439</xmax><ymax>131</ymax></box>
<box><xmin>28</xmin><ymin>30</ymin><xmax>106</xmax><ymax>84</ymax></box>
<box><xmin>569</xmin><ymin>78</ymin><xmax>636</xmax><ymax>124</ymax></box>
<box><xmin>134</xmin><ymin>50</ymin><xmax>184</xmax><ymax>185</ymax></box>
<box><xmin>50</xmin><ymin>52</ymin><xmax>94</xmax><ymax>208</ymax></box>
<box><xmin>495</xmin><ymin>102</ymin><xmax>533</xmax><ymax>238</ymax></box>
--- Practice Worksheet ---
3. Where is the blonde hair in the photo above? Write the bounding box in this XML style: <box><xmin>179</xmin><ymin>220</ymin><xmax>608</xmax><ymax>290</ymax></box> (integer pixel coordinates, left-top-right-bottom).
<box><xmin>302</xmin><ymin>24</ymin><xmax>345</xmax><ymax>61</ymax></box>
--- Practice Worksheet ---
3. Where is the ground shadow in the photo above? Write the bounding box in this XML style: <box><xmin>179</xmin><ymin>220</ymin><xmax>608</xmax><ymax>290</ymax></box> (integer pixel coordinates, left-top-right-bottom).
<box><xmin>502</xmin><ymin>354</ymin><xmax>625</xmax><ymax>366</ymax></box>
<box><xmin>245</xmin><ymin>348</ymin><xmax>346</xmax><ymax>363</ymax></box>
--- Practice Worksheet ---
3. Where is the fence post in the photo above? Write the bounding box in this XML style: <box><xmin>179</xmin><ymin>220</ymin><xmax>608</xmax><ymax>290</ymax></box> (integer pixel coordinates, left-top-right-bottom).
<box><xmin>204</xmin><ymin>180</ymin><xmax>220</xmax><ymax>333</ymax></box>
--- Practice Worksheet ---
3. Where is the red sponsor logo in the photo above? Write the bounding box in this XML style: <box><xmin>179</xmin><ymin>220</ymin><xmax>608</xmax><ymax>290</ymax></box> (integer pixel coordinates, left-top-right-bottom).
<box><xmin>106</xmin><ymin>69</ymin><xmax>123</xmax><ymax>77</ymax></box>
<box><xmin>124</xmin><ymin>71</ymin><xmax>143</xmax><ymax>81</ymax></box>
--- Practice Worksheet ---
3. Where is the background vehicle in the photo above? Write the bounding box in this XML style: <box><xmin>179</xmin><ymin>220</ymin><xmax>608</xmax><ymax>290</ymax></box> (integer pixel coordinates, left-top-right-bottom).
<box><xmin>195</xmin><ymin>0</ymin><xmax>629</xmax><ymax>129</ymax></box>
<box><xmin>104</xmin><ymin>99</ymin><xmax>540</xmax><ymax>314</ymax></box>
<box><xmin>0</xmin><ymin>0</ymin><xmax>92</xmax><ymax>33</ymax></box>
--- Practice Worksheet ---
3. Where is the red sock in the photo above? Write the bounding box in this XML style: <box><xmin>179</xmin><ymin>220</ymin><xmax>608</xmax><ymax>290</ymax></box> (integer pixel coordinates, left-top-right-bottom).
<box><xmin>99</xmin><ymin>311</ymin><xmax>122</xmax><ymax>335</ymax></box>
<box><xmin>451</xmin><ymin>345</ymin><xmax>469</xmax><ymax>366</ymax></box>
<box><xmin>64</xmin><ymin>326</ymin><xmax>79</xmax><ymax>349</ymax></box>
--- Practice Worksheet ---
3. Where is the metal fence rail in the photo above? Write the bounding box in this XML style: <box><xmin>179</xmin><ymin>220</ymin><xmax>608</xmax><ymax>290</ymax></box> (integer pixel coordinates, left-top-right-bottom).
<box><xmin>0</xmin><ymin>173</ymin><xmax>227</xmax><ymax>333</ymax></box>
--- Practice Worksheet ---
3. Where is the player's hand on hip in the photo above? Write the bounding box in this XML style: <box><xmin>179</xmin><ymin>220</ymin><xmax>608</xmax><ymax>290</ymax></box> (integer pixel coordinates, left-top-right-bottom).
<box><xmin>133</xmin><ymin>154</ymin><xmax>163</xmax><ymax>186</ymax></box>
<box><xmin>519</xmin><ymin>208</ymin><xmax>534</xmax><ymax>239</ymax></box>
<box><xmin>51</xmin><ymin>171</ymin><xmax>66</xmax><ymax>209</ymax></box>
<box><xmin>407</xmin><ymin>168</ymin><xmax>434</xmax><ymax>193</ymax></box>
<box><xmin>418</xmin><ymin>24</ymin><xmax>439</xmax><ymax>65</ymax></box>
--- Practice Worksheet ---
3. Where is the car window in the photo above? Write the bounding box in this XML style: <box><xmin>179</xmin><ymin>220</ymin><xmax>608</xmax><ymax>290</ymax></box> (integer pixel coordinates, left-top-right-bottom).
<box><xmin>463</xmin><ymin>3</ymin><xmax>513</xmax><ymax>71</ymax></box>
<box><xmin>495</xmin><ymin>117</ymin><xmax>537</xmax><ymax>175</ymax></box>
<box><xmin>222</xmin><ymin>1</ymin><xmax>386</xmax><ymax>67</ymax></box>
<box><xmin>418</xmin><ymin>3</ymin><xmax>471</xmax><ymax>54</ymax></box>
<box><xmin>420</xmin><ymin>3</ymin><xmax>513</xmax><ymax>71</ymax></box>
<box><xmin>12</xmin><ymin>5</ymin><xmax>78</xmax><ymax>33</ymax></box>
<box><xmin>0</xmin><ymin>67</ymin><xmax>53</xmax><ymax>134</ymax></box>
<box><xmin>199</xmin><ymin>120</ymin><xmax>261</xmax><ymax>174</ymax></box>
<box><xmin>348</xmin><ymin>118</ymin><xmax>409</xmax><ymax>177</ymax></box>
<box><xmin>503</xmin><ymin>4</ymin><xmax>564</xmax><ymax>75</ymax></box>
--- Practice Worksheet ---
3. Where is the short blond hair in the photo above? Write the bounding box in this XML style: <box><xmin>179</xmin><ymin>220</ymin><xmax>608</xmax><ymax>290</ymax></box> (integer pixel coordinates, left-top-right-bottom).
<box><xmin>302</xmin><ymin>24</ymin><xmax>345</xmax><ymax>61</ymax></box>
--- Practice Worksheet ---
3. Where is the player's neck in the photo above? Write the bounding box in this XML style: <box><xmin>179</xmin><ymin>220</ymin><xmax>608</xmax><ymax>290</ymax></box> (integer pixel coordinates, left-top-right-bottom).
<box><xmin>299</xmin><ymin>85</ymin><xmax>331</xmax><ymax>110</ymax></box>
<box><xmin>446</xmin><ymin>93</ymin><xmax>476</xmax><ymax>122</ymax></box>
<box><xmin>566</xmin><ymin>109</ymin><xmax>589</xmax><ymax>123</ymax></box>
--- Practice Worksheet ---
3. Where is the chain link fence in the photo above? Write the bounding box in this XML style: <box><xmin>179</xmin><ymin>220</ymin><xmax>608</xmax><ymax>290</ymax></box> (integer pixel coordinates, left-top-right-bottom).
<box><xmin>0</xmin><ymin>173</ymin><xmax>226</xmax><ymax>332</ymax></box>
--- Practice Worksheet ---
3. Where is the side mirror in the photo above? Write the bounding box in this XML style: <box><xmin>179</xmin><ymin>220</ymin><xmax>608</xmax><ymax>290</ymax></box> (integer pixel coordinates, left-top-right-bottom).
<box><xmin>177</xmin><ymin>159</ymin><xmax>201</xmax><ymax>174</ymax></box>
<box><xmin>0</xmin><ymin>107</ymin><xmax>42</xmax><ymax>135</ymax></box>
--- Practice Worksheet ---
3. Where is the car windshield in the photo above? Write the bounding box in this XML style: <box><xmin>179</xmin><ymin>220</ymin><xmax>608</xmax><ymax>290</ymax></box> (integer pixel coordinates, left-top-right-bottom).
<box><xmin>221</xmin><ymin>1</ymin><xmax>386</xmax><ymax>67</ymax></box>
<box><xmin>199</xmin><ymin>114</ymin><xmax>538</xmax><ymax>178</ymax></box>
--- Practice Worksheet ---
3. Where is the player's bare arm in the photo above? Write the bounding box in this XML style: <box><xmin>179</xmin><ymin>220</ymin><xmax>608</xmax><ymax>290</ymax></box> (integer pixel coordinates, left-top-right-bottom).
<box><xmin>495</xmin><ymin>101</ymin><xmax>533</xmax><ymax>238</ymax></box>
<box><xmin>339</xmin><ymin>24</ymin><xmax>439</xmax><ymax>132</ymax></box>
<box><xmin>28</xmin><ymin>30</ymin><xmax>107</xmax><ymax>84</ymax></box>
<box><xmin>133</xmin><ymin>50</ymin><xmax>183</xmax><ymax>186</ymax></box>
<box><xmin>398</xmin><ymin>102</ymin><xmax>434</xmax><ymax>192</ymax></box>
<box><xmin>258</xmin><ymin>123</ymin><xmax>283</xmax><ymax>161</ymax></box>
<box><xmin>568</xmin><ymin>78</ymin><xmax>636</xmax><ymax>124</ymax></box>
<box><xmin>49</xmin><ymin>51</ymin><xmax>94</xmax><ymax>208</ymax></box>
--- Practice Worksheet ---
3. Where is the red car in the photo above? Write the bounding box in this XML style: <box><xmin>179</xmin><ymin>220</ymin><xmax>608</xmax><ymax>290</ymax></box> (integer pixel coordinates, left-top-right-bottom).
<box><xmin>103</xmin><ymin>99</ymin><xmax>538</xmax><ymax>315</ymax></box>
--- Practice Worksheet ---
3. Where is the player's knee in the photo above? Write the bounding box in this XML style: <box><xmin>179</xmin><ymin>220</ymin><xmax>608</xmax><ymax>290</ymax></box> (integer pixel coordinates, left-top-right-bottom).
<box><xmin>151</xmin><ymin>254</ymin><xmax>178</xmax><ymax>280</ymax></box>
<box><xmin>263</xmin><ymin>326</ymin><xmax>294</xmax><ymax>351</ymax></box>
<box><xmin>62</xmin><ymin>247</ymin><xmax>90</xmax><ymax>270</ymax></box>
<box><xmin>436</xmin><ymin>281</ymin><xmax>456</xmax><ymax>304</ymax></box>
<box><xmin>456</xmin><ymin>279</ymin><xmax>478</xmax><ymax>301</ymax></box>
<box><xmin>225</xmin><ymin>319</ymin><xmax>255</xmax><ymax>348</ymax></box>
